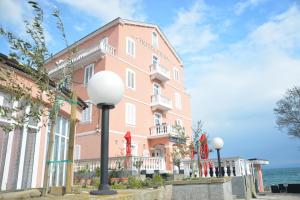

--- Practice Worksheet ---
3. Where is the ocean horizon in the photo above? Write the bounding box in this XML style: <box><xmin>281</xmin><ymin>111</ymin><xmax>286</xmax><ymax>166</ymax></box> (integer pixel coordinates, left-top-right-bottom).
<box><xmin>263</xmin><ymin>167</ymin><xmax>300</xmax><ymax>186</ymax></box>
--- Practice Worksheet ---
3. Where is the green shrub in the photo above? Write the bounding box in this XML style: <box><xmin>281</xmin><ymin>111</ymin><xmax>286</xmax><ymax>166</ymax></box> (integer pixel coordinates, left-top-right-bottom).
<box><xmin>142</xmin><ymin>177</ymin><xmax>153</xmax><ymax>187</ymax></box>
<box><xmin>152</xmin><ymin>174</ymin><xmax>164</xmax><ymax>187</ymax></box>
<box><xmin>128</xmin><ymin>176</ymin><xmax>143</xmax><ymax>189</ymax></box>
<box><xmin>92</xmin><ymin>177</ymin><xmax>100</xmax><ymax>188</ymax></box>
<box><xmin>109</xmin><ymin>169</ymin><xmax>118</xmax><ymax>178</ymax></box>
<box><xmin>95</xmin><ymin>167</ymin><xmax>101</xmax><ymax>177</ymax></box>
<box><xmin>111</xmin><ymin>182</ymin><xmax>127</xmax><ymax>189</ymax></box>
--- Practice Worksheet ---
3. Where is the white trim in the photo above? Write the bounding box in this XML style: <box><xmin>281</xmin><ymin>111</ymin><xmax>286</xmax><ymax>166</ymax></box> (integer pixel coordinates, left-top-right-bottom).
<box><xmin>152</xmin><ymin>53</ymin><xmax>159</xmax><ymax>65</ymax></box>
<box><xmin>83</xmin><ymin>63</ymin><xmax>94</xmax><ymax>86</ymax></box>
<box><xmin>46</xmin><ymin>18</ymin><xmax>183</xmax><ymax>66</ymax></box>
<box><xmin>125</xmin><ymin>102</ymin><xmax>136</xmax><ymax>126</ymax></box>
<box><xmin>1</xmin><ymin>130</ymin><xmax>14</xmax><ymax>190</ymax></box>
<box><xmin>174</xmin><ymin>92</ymin><xmax>182</xmax><ymax>109</ymax></box>
<box><xmin>153</xmin><ymin>112</ymin><xmax>162</xmax><ymax>125</ymax></box>
<box><xmin>41</xmin><ymin>123</ymin><xmax>49</xmax><ymax>187</ymax></box>
<box><xmin>16</xmin><ymin>128</ymin><xmax>27</xmax><ymax>189</ymax></box>
<box><xmin>81</xmin><ymin>100</ymin><xmax>92</xmax><ymax>123</ymax></box>
<box><xmin>74</xmin><ymin>145</ymin><xmax>81</xmax><ymax>160</ymax></box>
<box><xmin>31</xmin><ymin>118</ymin><xmax>42</xmax><ymax>188</ymax></box>
<box><xmin>153</xmin><ymin>82</ymin><xmax>161</xmax><ymax>95</ymax></box>
<box><xmin>114</xmin><ymin>54</ymin><xmax>189</xmax><ymax>95</ymax></box>
<box><xmin>173</xmin><ymin>67</ymin><xmax>180</xmax><ymax>81</ymax></box>
<box><xmin>126</xmin><ymin>37</ymin><xmax>136</xmax><ymax>57</ymax></box>
<box><xmin>126</xmin><ymin>68</ymin><xmax>136</xmax><ymax>90</ymax></box>
<box><xmin>123</xmin><ymin>95</ymin><xmax>192</xmax><ymax>121</ymax></box>
<box><xmin>152</xmin><ymin>31</ymin><xmax>159</xmax><ymax>49</ymax></box>
<box><xmin>76</xmin><ymin>130</ymin><xmax>148</xmax><ymax>139</ymax></box>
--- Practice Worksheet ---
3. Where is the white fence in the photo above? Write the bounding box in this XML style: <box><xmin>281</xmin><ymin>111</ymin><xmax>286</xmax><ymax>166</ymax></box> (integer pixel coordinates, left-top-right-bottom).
<box><xmin>74</xmin><ymin>156</ymin><xmax>165</xmax><ymax>173</ymax></box>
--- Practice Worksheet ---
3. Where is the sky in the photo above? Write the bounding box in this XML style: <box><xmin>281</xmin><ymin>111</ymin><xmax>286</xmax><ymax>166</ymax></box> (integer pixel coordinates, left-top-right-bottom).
<box><xmin>1</xmin><ymin>0</ymin><xmax>300</xmax><ymax>168</ymax></box>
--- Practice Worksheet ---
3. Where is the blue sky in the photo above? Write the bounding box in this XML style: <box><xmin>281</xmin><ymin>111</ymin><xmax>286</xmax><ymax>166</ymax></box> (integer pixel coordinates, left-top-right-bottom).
<box><xmin>1</xmin><ymin>0</ymin><xmax>300</xmax><ymax>168</ymax></box>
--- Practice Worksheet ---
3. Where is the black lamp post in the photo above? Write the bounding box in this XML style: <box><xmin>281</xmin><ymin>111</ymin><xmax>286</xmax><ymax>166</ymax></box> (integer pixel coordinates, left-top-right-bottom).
<box><xmin>212</xmin><ymin>137</ymin><xmax>224</xmax><ymax>177</ymax></box>
<box><xmin>87</xmin><ymin>71</ymin><xmax>124</xmax><ymax>195</ymax></box>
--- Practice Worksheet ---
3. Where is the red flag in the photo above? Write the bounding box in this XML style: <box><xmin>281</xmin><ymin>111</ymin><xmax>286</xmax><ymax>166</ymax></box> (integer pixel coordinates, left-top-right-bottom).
<box><xmin>124</xmin><ymin>131</ymin><xmax>131</xmax><ymax>157</ymax></box>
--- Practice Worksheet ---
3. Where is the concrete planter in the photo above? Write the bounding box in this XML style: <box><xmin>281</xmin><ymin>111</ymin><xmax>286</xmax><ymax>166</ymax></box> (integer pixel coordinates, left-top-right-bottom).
<box><xmin>171</xmin><ymin>177</ymin><xmax>233</xmax><ymax>200</ymax></box>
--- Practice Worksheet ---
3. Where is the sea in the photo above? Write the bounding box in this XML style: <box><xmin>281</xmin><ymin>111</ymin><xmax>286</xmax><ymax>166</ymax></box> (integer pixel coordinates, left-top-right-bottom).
<box><xmin>263</xmin><ymin>167</ymin><xmax>300</xmax><ymax>186</ymax></box>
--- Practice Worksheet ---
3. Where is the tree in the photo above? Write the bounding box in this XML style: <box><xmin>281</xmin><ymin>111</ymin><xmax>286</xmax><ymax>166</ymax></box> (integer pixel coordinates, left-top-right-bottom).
<box><xmin>171</xmin><ymin>125</ymin><xmax>190</xmax><ymax>173</ymax></box>
<box><xmin>0</xmin><ymin>1</ymin><xmax>75</xmax><ymax>195</ymax></box>
<box><xmin>274</xmin><ymin>86</ymin><xmax>300</xmax><ymax>139</ymax></box>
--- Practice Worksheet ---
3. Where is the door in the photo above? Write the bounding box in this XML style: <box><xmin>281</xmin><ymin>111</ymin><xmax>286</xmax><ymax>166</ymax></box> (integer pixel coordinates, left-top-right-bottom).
<box><xmin>153</xmin><ymin>83</ymin><xmax>161</xmax><ymax>96</ymax></box>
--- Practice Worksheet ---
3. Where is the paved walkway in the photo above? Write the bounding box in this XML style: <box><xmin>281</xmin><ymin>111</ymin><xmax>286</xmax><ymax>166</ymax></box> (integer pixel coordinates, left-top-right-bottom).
<box><xmin>255</xmin><ymin>193</ymin><xmax>300</xmax><ymax>200</ymax></box>
<box><xmin>236</xmin><ymin>193</ymin><xmax>300</xmax><ymax>200</ymax></box>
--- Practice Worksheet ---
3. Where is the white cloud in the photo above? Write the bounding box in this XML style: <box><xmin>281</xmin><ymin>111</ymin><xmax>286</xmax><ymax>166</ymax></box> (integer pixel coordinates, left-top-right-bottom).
<box><xmin>0</xmin><ymin>0</ymin><xmax>26</xmax><ymax>28</ymax></box>
<box><xmin>234</xmin><ymin>0</ymin><xmax>267</xmax><ymax>15</ymax></box>
<box><xmin>186</xmin><ymin>5</ymin><xmax>300</xmax><ymax>135</ymax></box>
<box><xmin>57</xmin><ymin>0</ymin><xmax>145</xmax><ymax>22</ymax></box>
<box><xmin>165</xmin><ymin>0</ymin><xmax>218</xmax><ymax>55</ymax></box>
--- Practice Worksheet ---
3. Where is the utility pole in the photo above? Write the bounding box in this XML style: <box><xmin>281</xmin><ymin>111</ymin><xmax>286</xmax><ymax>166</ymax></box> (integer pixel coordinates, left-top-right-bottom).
<box><xmin>66</xmin><ymin>92</ymin><xmax>77</xmax><ymax>193</ymax></box>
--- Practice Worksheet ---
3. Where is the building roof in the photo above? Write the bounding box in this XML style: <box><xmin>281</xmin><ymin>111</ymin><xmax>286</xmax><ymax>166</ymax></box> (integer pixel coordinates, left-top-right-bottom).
<box><xmin>248</xmin><ymin>158</ymin><xmax>270</xmax><ymax>165</ymax></box>
<box><xmin>0</xmin><ymin>53</ymin><xmax>87</xmax><ymax>110</ymax></box>
<box><xmin>45</xmin><ymin>17</ymin><xmax>183</xmax><ymax>66</ymax></box>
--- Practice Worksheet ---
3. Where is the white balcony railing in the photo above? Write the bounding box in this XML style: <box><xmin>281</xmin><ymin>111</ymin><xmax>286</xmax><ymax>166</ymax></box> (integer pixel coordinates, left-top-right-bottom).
<box><xmin>48</xmin><ymin>42</ymin><xmax>116</xmax><ymax>74</ymax></box>
<box><xmin>149</xmin><ymin>124</ymin><xmax>179</xmax><ymax>137</ymax></box>
<box><xmin>180</xmin><ymin>157</ymin><xmax>255</xmax><ymax>178</ymax></box>
<box><xmin>149</xmin><ymin>63</ymin><xmax>170</xmax><ymax>82</ymax></box>
<box><xmin>74</xmin><ymin>156</ymin><xmax>166</xmax><ymax>173</ymax></box>
<box><xmin>151</xmin><ymin>94</ymin><xmax>172</xmax><ymax>111</ymax></box>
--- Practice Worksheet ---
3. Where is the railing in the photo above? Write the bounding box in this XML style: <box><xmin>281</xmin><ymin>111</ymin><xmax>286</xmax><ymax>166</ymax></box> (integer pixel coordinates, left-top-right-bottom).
<box><xmin>151</xmin><ymin>94</ymin><xmax>172</xmax><ymax>109</ymax></box>
<box><xmin>74</xmin><ymin>156</ymin><xmax>165</xmax><ymax>172</ymax></box>
<box><xmin>48</xmin><ymin>42</ymin><xmax>116</xmax><ymax>74</ymax></box>
<box><xmin>181</xmin><ymin>157</ymin><xmax>254</xmax><ymax>177</ymax></box>
<box><xmin>149</xmin><ymin>63</ymin><xmax>171</xmax><ymax>80</ymax></box>
<box><xmin>149</xmin><ymin>124</ymin><xmax>178</xmax><ymax>137</ymax></box>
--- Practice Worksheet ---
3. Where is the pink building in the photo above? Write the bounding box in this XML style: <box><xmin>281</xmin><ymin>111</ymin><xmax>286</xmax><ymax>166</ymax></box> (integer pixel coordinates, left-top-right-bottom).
<box><xmin>0</xmin><ymin>53</ymin><xmax>86</xmax><ymax>190</ymax></box>
<box><xmin>46</xmin><ymin>18</ymin><xmax>192</xmax><ymax>173</ymax></box>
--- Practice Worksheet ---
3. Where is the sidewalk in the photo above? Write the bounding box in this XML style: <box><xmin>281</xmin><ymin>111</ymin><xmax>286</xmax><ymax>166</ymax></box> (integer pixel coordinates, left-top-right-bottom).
<box><xmin>237</xmin><ymin>193</ymin><xmax>300</xmax><ymax>200</ymax></box>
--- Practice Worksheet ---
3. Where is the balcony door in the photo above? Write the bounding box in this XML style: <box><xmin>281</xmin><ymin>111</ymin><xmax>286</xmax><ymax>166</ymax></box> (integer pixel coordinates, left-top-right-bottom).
<box><xmin>153</xmin><ymin>83</ymin><xmax>161</xmax><ymax>95</ymax></box>
<box><xmin>152</xmin><ymin>144</ymin><xmax>165</xmax><ymax>157</ymax></box>
<box><xmin>152</xmin><ymin>55</ymin><xmax>158</xmax><ymax>65</ymax></box>
<box><xmin>154</xmin><ymin>113</ymin><xmax>162</xmax><ymax>126</ymax></box>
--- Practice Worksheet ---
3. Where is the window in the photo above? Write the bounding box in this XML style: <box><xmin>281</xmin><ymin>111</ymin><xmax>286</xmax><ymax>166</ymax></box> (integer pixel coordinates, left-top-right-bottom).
<box><xmin>175</xmin><ymin>92</ymin><xmax>182</xmax><ymax>109</ymax></box>
<box><xmin>81</xmin><ymin>101</ymin><xmax>92</xmax><ymax>123</ymax></box>
<box><xmin>74</xmin><ymin>145</ymin><xmax>81</xmax><ymax>160</ymax></box>
<box><xmin>126</xmin><ymin>103</ymin><xmax>136</xmax><ymax>125</ymax></box>
<box><xmin>49</xmin><ymin>115</ymin><xmax>69</xmax><ymax>186</ymax></box>
<box><xmin>84</xmin><ymin>64</ymin><xmax>94</xmax><ymax>86</ymax></box>
<box><xmin>173</xmin><ymin>68</ymin><xmax>180</xmax><ymax>81</ymax></box>
<box><xmin>126</xmin><ymin>69</ymin><xmax>135</xmax><ymax>90</ymax></box>
<box><xmin>154</xmin><ymin>112</ymin><xmax>162</xmax><ymax>125</ymax></box>
<box><xmin>126</xmin><ymin>37</ymin><xmax>135</xmax><ymax>57</ymax></box>
<box><xmin>153</xmin><ymin>83</ymin><xmax>160</xmax><ymax>95</ymax></box>
<box><xmin>152</xmin><ymin>55</ymin><xmax>158</xmax><ymax>65</ymax></box>
<box><xmin>152</xmin><ymin>32</ymin><xmax>158</xmax><ymax>48</ymax></box>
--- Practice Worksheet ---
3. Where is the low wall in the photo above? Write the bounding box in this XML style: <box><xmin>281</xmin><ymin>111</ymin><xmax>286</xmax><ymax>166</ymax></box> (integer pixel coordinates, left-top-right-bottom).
<box><xmin>231</xmin><ymin>175</ymin><xmax>256</xmax><ymax>200</ymax></box>
<box><xmin>171</xmin><ymin>178</ymin><xmax>233</xmax><ymax>200</ymax></box>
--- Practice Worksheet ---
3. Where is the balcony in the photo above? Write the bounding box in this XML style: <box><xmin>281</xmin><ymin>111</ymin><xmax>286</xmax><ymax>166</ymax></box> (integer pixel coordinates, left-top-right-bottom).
<box><xmin>48</xmin><ymin>42</ymin><xmax>116</xmax><ymax>75</ymax></box>
<box><xmin>149</xmin><ymin>64</ymin><xmax>170</xmax><ymax>82</ymax></box>
<box><xmin>150</xmin><ymin>94</ymin><xmax>172</xmax><ymax>111</ymax></box>
<box><xmin>74</xmin><ymin>156</ymin><xmax>166</xmax><ymax>174</ymax></box>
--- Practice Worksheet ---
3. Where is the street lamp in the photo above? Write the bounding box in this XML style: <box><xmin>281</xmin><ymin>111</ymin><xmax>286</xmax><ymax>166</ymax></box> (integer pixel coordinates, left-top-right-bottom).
<box><xmin>87</xmin><ymin>71</ymin><xmax>124</xmax><ymax>195</ymax></box>
<box><xmin>212</xmin><ymin>137</ymin><xmax>224</xmax><ymax>177</ymax></box>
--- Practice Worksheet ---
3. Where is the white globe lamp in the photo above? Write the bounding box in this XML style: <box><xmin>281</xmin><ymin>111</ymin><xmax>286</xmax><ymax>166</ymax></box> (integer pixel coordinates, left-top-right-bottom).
<box><xmin>212</xmin><ymin>137</ymin><xmax>224</xmax><ymax>150</ymax></box>
<box><xmin>87</xmin><ymin>71</ymin><xmax>124</xmax><ymax>195</ymax></box>
<box><xmin>212</xmin><ymin>137</ymin><xmax>224</xmax><ymax>177</ymax></box>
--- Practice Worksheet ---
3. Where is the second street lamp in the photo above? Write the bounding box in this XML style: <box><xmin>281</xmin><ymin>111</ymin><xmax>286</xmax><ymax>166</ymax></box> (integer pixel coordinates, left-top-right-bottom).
<box><xmin>87</xmin><ymin>71</ymin><xmax>124</xmax><ymax>195</ymax></box>
<box><xmin>212</xmin><ymin>137</ymin><xmax>224</xmax><ymax>177</ymax></box>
